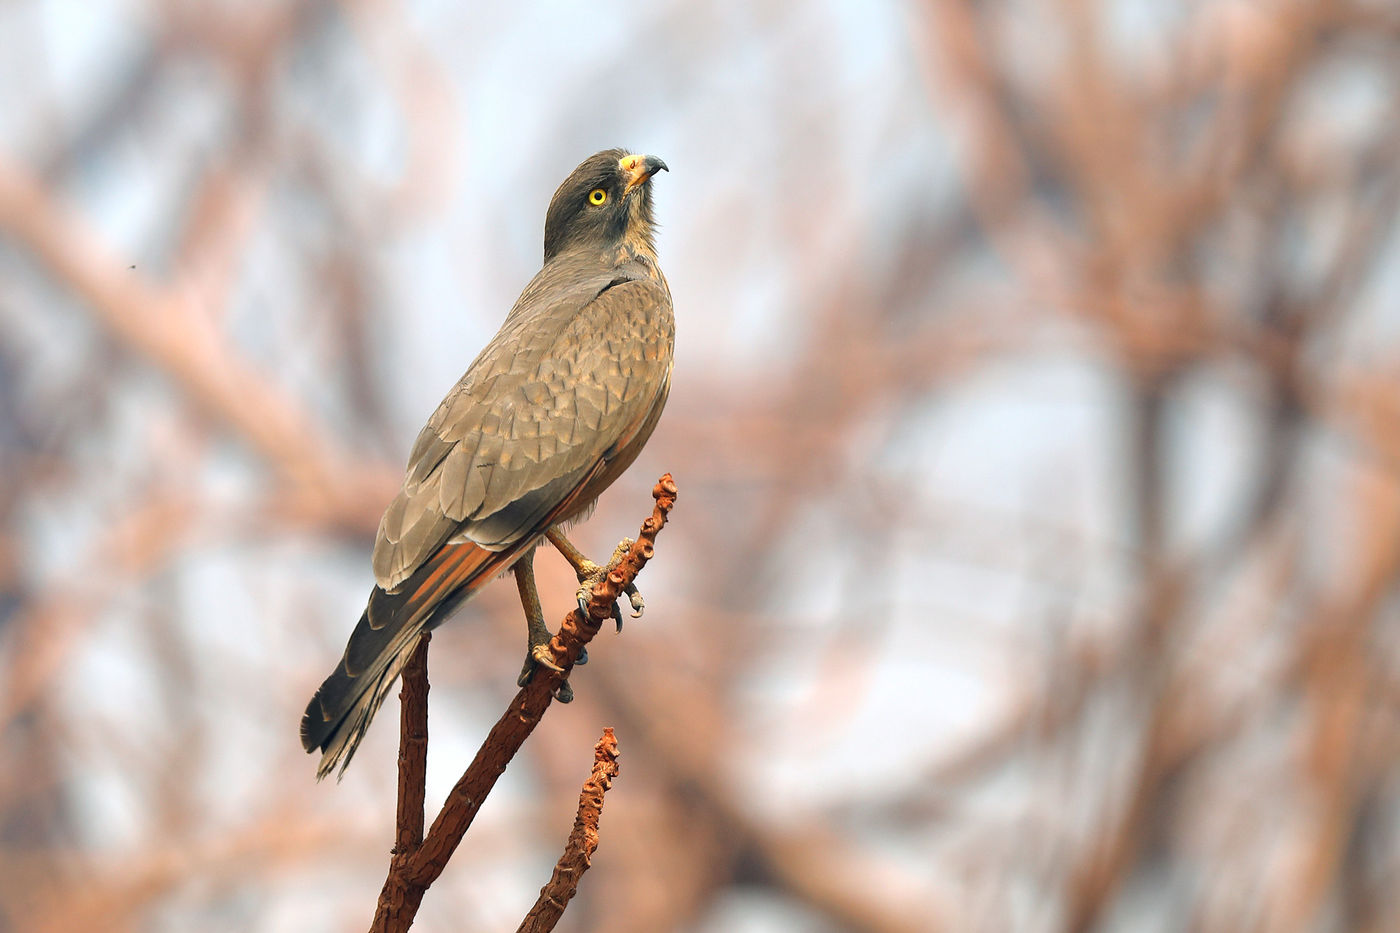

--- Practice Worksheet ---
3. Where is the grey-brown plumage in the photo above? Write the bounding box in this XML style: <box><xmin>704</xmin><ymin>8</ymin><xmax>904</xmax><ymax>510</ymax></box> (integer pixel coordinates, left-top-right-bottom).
<box><xmin>301</xmin><ymin>149</ymin><xmax>673</xmax><ymax>779</ymax></box>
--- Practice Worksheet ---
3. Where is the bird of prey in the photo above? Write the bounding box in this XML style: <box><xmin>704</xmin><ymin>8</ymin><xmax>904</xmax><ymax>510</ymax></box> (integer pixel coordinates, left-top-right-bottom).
<box><xmin>301</xmin><ymin>149</ymin><xmax>673</xmax><ymax>779</ymax></box>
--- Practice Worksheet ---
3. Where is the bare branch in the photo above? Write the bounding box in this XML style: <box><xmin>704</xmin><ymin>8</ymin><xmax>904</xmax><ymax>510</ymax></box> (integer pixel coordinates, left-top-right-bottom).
<box><xmin>395</xmin><ymin>634</ymin><xmax>431</xmax><ymax>855</ymax></box>
<box><xmin>369</xmin><ymin>475</ymin><xmax>677</xmax><ymax>933</ymax></box>
<box><xmin>516</xmin><ymin>727</ymin><xmax>621</xmax><ymax>933</ymax></box>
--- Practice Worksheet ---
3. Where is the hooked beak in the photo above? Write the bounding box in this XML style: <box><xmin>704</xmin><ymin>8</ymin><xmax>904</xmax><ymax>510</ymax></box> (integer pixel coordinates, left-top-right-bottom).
<box><xmin>621</xmin><ymin>153</ymin><xmax>669</xmax><ymax>193</ymax></box>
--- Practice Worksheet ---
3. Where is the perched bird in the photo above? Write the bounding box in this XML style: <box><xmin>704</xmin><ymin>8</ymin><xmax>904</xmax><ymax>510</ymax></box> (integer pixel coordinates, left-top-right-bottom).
<box><xmin>301</xmin><ymin>149</ymin><xmax>673</xmax><ymax>779</ymax></box>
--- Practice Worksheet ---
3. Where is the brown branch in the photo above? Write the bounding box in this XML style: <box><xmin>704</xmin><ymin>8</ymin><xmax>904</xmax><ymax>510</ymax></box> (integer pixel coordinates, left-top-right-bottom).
<box><xmin>395</xmin><ymin>634</ymin><xmax>431</xmax><ymax>855</ymax></box>
<box><xmin>516</xmin><ymin>728</ymin><xmax>622</xmax><ymax>933</ymax></box>
<box><xmin>369</xmin><ymin>474</ymin><xmax>678</xmax><ymax>933</ymax></box>
<box><xmin>372</xmin><ymin>633</ymin><xmax>432</xmax><ymax>930</ymax></box>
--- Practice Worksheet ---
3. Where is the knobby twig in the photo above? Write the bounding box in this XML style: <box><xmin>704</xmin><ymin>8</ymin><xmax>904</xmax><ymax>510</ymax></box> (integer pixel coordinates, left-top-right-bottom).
<box><xmin>516</xmin><ymin>728</ymin><xmax>622</xmax><ymax>933</ymax></box>
<box><xmin>370</xmin><ymin>474</ymin><xmax>678</xmax><ymax>933</ymax></box>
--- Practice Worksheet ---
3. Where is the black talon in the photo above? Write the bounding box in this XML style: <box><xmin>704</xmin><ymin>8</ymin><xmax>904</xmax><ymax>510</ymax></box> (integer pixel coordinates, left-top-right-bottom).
<box><xmin>576</xmin><ymin>646</ymin><xmax>588</xmax><ymax>665</ymax></box>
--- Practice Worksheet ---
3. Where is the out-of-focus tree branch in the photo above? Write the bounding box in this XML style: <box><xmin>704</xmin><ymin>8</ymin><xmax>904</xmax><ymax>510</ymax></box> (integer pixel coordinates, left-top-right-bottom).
<box><xmin>0</xmin><ymin>158</ymin><xmax>397</xmax><ymax>533</ymax></box>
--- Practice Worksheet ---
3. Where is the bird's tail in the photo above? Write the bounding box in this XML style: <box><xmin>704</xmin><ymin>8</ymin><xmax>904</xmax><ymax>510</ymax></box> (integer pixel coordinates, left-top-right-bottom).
<box><xmin>299</xmin><ymin>541</ymin><xmax>512</xmax><ymax>780</ymax></box>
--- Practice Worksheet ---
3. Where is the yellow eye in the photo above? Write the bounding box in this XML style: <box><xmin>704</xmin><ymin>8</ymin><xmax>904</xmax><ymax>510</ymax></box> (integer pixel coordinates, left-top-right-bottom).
<box><xmin>588</xmin><ymin>188</ymin><xmax>607</xmax><ymax>205</ymax></box>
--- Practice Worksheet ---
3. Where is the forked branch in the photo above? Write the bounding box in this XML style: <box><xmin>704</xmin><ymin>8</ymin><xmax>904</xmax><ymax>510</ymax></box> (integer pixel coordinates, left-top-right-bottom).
<box><xmin>369</xmin><ymin>474</ymin><xmax>678</xmax><ymax>933</ymax></box>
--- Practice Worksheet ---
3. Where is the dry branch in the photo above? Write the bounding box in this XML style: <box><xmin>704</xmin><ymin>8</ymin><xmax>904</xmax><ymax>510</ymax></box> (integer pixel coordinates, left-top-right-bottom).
<box><xmin>394</xmin><ymin>634</ymin><xmax>431</xmax><ymax>856</ymax></box>
<box><xmin>370</xmin><ymin>474</ymin><xmax>677</xmax><ymax>933</ymax></box>
<box><xmin>516</xmin><ymin>727</ymin><xmax>622</xmax><ymax>933</ymax></box>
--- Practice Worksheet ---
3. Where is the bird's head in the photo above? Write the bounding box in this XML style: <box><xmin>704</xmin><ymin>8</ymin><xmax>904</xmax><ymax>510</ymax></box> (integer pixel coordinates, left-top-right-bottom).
<box><xmin>543</xmin><ymin>148</ymin><xmax>669</xmax><ymax>262</ymax></box>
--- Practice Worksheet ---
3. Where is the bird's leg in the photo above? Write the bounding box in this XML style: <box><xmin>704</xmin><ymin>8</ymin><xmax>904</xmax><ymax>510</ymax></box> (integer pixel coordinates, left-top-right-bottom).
<box><xmin>512</xmin><ymin>550</ymin><xmax>574</xmax><ymax>703</ymax></box>
<box><xmin>545</xmin><ymin>527</ymin><xmax>645</xmax><ymax>623</ymax></box>
<box><xmin>544</xmin><ymin>527</ymin><xmax>604</xmax><ymax>578</ymax></box>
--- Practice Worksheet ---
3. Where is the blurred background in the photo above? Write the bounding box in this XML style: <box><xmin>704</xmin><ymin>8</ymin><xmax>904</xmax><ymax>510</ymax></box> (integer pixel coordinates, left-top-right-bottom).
<box><xmin>3</xmin><ymin>1</ymin><xmax>1400</xmax><ymax>931</ymax></box>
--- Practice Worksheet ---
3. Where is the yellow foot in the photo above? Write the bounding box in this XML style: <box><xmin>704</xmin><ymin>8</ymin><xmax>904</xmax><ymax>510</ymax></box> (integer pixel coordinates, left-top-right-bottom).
<box><xmin>516</xmin><ymin>639</ymin><xmax>583</xmax><ymax>702</ymax></box>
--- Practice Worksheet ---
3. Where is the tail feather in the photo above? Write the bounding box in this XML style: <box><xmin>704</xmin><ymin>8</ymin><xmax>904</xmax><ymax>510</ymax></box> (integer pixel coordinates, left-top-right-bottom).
<box><xmin>304</xmin><ymin>617</ymin><xmax>420</xmax><ymax>780</ymax></box>
<box><xmin>300</xmin><ymin>541</ymin><xmax>506</xmax><ymax>780</ymax></box>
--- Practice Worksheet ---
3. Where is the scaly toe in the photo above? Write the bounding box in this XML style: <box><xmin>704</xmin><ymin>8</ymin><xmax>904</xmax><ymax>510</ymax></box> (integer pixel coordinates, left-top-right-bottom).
<box><xmin>530</xmin><ymin>643</ymin><xmax>564</xmax><ymax>673</ymax></box>
<box><xmin>574</xmin><ymin>559</ymin><xmax>604</xmax><ymax>584</ymax></box>
<box><xmin>553</xmin><ymin>681</ymin><xmax>574</xmax><ymax>703</ymax></box>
